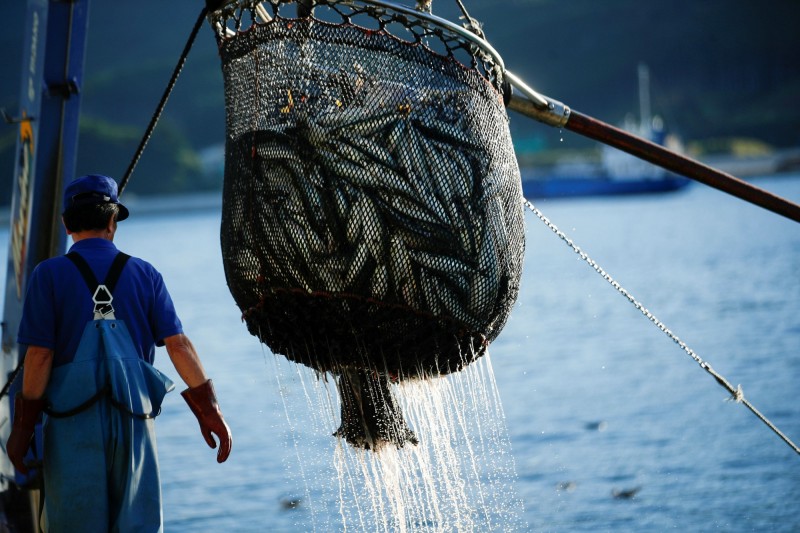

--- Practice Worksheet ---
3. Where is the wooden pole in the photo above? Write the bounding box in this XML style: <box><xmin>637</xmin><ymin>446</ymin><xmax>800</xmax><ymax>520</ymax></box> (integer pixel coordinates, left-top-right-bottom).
<box><xmin>566</xmin><ymin>110</ymin><xmax>800</xmax><ymax>223</ymax></box>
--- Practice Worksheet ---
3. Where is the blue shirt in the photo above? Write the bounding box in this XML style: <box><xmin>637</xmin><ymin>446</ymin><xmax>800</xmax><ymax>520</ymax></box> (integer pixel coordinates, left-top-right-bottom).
<box><xmin>17</xmin><ymin>238</ymin><xmax>183</xmax><ymax>366</ymax></box>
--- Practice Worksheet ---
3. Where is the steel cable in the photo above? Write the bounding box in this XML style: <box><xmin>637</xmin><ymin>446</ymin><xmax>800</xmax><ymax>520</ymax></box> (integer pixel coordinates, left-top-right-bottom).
<box><xmin>523</xmin><ymin>197</ymin><xmax>800</xmax><ymax>456</ymax></box>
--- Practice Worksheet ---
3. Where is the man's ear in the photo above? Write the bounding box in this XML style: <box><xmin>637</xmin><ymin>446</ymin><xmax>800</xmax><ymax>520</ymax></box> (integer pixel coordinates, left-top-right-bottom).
<box><xmin>62</xmin><ymin>217</ymin><xmax>73</xmax><ymax>236</ymax></box>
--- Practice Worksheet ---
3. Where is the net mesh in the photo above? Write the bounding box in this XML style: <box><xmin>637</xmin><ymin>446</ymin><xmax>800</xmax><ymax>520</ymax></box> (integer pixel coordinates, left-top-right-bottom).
<box><xmin>213</xmin><ymin>1</ymin><xmax>524</xmax><ymax>381</ymax></box>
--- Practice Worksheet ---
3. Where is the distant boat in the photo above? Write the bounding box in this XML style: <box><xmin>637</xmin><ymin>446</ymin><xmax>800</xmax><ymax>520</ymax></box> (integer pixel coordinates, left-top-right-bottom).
<box><xmin>520</xmin><ymin>166</ymin><xmax>690</xmax><ymax>199</ymax></box>
<box><xmin>521</xmin><ymin>64</ymin><xmax>691</xmax><ymax>199</ymax></box>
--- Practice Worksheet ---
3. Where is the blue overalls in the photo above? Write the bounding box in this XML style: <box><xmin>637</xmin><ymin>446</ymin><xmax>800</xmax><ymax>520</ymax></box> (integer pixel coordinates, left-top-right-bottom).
<box><xmin>41</xmin><ymin>252</ymin><xmax>175</xmax><ymax>532</ymax></box>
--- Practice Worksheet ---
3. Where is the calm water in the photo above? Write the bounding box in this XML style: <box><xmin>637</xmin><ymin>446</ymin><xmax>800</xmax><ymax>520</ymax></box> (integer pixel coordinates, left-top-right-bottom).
<box><xmin>4</xmin><ymin>175</ymin><xmax>799</xmax><ymax>531</ymax></box>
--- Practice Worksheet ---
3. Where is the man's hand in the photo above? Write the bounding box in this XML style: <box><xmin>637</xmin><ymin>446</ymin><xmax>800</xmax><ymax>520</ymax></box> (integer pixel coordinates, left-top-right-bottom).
<box><xmin>181</xmin><ymin>379</ymin><xmax>232</xmax><ymax>463</ymax></box>
<box><xmin>7</xmin><ymin>394</ymin><xmax>46</xmax><ymax>474</ymax></box>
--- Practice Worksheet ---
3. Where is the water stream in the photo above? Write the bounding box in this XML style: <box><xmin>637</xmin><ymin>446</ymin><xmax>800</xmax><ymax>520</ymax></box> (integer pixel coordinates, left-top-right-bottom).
<box><xmin>270</xmin><ymin>351</ymin><xmax>526</xmax><ymax>532</ymax></box>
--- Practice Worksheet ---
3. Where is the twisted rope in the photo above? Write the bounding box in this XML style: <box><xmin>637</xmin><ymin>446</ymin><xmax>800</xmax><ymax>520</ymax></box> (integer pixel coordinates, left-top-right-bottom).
<box><xmin>523</xmin><ymin>197</ymin><xmax>800</xmax><ymax>456</ymax></box>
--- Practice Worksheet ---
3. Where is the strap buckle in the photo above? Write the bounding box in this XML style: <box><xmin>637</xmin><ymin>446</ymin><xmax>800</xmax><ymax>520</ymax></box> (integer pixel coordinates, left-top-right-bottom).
<box><xmin>92</xmin><ymin>284</ymin><xmax>115</xmax><ymax>319</ymax></box>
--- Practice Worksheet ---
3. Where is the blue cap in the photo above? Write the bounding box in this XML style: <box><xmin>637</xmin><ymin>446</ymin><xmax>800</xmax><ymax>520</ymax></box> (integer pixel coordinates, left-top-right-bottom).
<box><xmin>62</xmin><ymin>174</ymin><xmax>129</xmax><ymax>221</ymax></box>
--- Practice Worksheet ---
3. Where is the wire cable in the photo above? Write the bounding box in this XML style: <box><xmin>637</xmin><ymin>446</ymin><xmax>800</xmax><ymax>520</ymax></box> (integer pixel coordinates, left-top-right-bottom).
<box><xmin>523</xmin><ymin>197</ymin><xmax>800</xmax><ymax>456</ymax></box>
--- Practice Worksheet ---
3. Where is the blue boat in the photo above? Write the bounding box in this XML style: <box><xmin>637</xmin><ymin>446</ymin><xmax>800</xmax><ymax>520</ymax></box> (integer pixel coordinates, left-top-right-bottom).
<box><xmin>521</xmin><ymin>64</ymin><xmax>692</xmax><ymax>199</ymax></box>
<box><xmin>520</xmin><ymin>159</ymin><xmax>691</xmax><ymax>199</ymax></box>
<box><xmin>521</xmin><ymin>173</ymin><xmax>690</xmax><ymax>199</ymax></box>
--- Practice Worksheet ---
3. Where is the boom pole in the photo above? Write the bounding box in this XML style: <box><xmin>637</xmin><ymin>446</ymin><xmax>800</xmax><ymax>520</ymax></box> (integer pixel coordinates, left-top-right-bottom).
<box><xmin>504</xmin><ymin>70</ymin><xmax>800</xmax><ymax>224</ymax></box>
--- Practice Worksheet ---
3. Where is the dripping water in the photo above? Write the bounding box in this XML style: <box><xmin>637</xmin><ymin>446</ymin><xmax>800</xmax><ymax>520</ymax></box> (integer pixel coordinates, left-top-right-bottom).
<box><xmin>265</xmin><ymin>346</ymin><xmax>527</xmax><ymax>532</ymax></box>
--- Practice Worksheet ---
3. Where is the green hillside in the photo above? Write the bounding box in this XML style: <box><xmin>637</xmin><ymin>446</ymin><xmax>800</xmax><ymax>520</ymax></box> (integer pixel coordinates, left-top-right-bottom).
<box><xmin>1</xmin><ymin>1</ymin><xmax>799</xmax><ymax>202</ymax></box>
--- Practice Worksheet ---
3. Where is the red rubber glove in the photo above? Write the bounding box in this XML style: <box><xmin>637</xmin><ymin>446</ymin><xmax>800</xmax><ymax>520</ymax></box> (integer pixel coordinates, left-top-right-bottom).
<box><xmin>6</xmin><ymin>394</ymin><xmax>46</xmax><ymax>474</ymax></box>
<box><xmin>181</xmin><ymin>379</ymin><xmax>232</xmax><ymax>463</ymax></box>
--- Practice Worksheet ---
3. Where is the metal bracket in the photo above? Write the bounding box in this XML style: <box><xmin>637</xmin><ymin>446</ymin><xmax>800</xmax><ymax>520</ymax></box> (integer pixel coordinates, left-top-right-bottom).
<box><xmin>46</xmin><ymin>78</ymin><xmax>80</xmax><ymax>99</ymax></box>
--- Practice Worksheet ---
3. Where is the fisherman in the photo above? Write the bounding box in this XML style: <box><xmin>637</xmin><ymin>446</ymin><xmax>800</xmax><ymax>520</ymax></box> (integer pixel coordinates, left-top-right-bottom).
<box><xmin>6</xmin><ymin>174</ymin><xmax>232</xmax><ymax>531</ymax></box>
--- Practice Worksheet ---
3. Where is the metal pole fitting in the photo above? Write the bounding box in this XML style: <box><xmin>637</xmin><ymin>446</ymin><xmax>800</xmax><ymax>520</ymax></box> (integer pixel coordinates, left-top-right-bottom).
<box><xmin>504</xmin><ymin>70</ymin><xmax>571</xmax><ymax>129</ymax></box>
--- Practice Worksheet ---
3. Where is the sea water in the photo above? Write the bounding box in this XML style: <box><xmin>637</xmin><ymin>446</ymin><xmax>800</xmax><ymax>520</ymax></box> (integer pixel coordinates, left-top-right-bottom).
<box><xmin>2</xmin><ymin>174</ymin><xmax>798</xmax><ymax>531</ymax></box>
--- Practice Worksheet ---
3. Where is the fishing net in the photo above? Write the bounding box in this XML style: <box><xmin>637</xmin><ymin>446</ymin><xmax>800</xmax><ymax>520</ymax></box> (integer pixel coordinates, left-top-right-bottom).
<box><xmin>209</xmin><ymin>0</ymin><xmax>524</xmax><ymax>447</ymax></box>
<box><xmin>211</xmin><ymin>0</ymin><xmax>523</xmax><ymax>378</ymax></box>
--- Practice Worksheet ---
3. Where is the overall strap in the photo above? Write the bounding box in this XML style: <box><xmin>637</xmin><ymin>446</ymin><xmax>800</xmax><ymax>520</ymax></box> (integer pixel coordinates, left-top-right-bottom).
<box><xmin>66</xmin><ymin>252</ymin><xmax>131</xmax><ymax>319</ymax></box>
<box><xmin>45</xmin><ymin>383</ymin><xmax>160</xmax><ymax>420</ymax></box>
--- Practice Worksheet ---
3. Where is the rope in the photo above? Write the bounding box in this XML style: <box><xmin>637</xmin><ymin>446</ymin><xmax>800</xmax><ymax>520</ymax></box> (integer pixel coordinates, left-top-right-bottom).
<box><xmin>452</xmin><ymin>0</ymin><xmax>484</xmax><ymax>37</ymax></box>
<box><xmin>523</xmin><ymin>197</ymin><xmax>800</xmax><ymax>456</ymax></box>
<box><xmin>118</xmin><ymin>5</ymin><xmax>210</xmax><ymax>196</ymax></box>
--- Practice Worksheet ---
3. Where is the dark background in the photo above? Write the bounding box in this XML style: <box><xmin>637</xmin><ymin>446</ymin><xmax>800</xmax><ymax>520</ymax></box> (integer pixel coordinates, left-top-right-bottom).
<box><xmin>1</xmin><ymin>0</ymin><xmax>798</xmax><ymax>202</ymax></box>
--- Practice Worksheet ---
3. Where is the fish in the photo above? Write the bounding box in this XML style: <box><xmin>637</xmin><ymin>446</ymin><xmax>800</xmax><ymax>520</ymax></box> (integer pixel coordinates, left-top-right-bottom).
<box><xmin>371</xmin><ymin>264</ymin><xmax>389</xmax><ymax>299</ymax></box>
<box><xmin>344</xmin><ymin>240</ymin><xmax>372</xmax><ymax>290</ymax></box>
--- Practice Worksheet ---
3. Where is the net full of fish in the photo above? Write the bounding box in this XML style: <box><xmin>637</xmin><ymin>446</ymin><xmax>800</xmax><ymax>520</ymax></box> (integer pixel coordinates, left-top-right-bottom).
<box><xmin>210</xmin><ymin>0</ymin><xmax>525</xmax><ymax>450</ymax></box>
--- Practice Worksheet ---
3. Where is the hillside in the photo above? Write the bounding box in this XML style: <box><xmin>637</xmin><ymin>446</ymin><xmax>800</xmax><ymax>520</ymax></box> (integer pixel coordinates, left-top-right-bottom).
<box><xmin>1</xmin><ymin>0</ymin><xmax>799</xmax><ymax>202</ymax></box>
